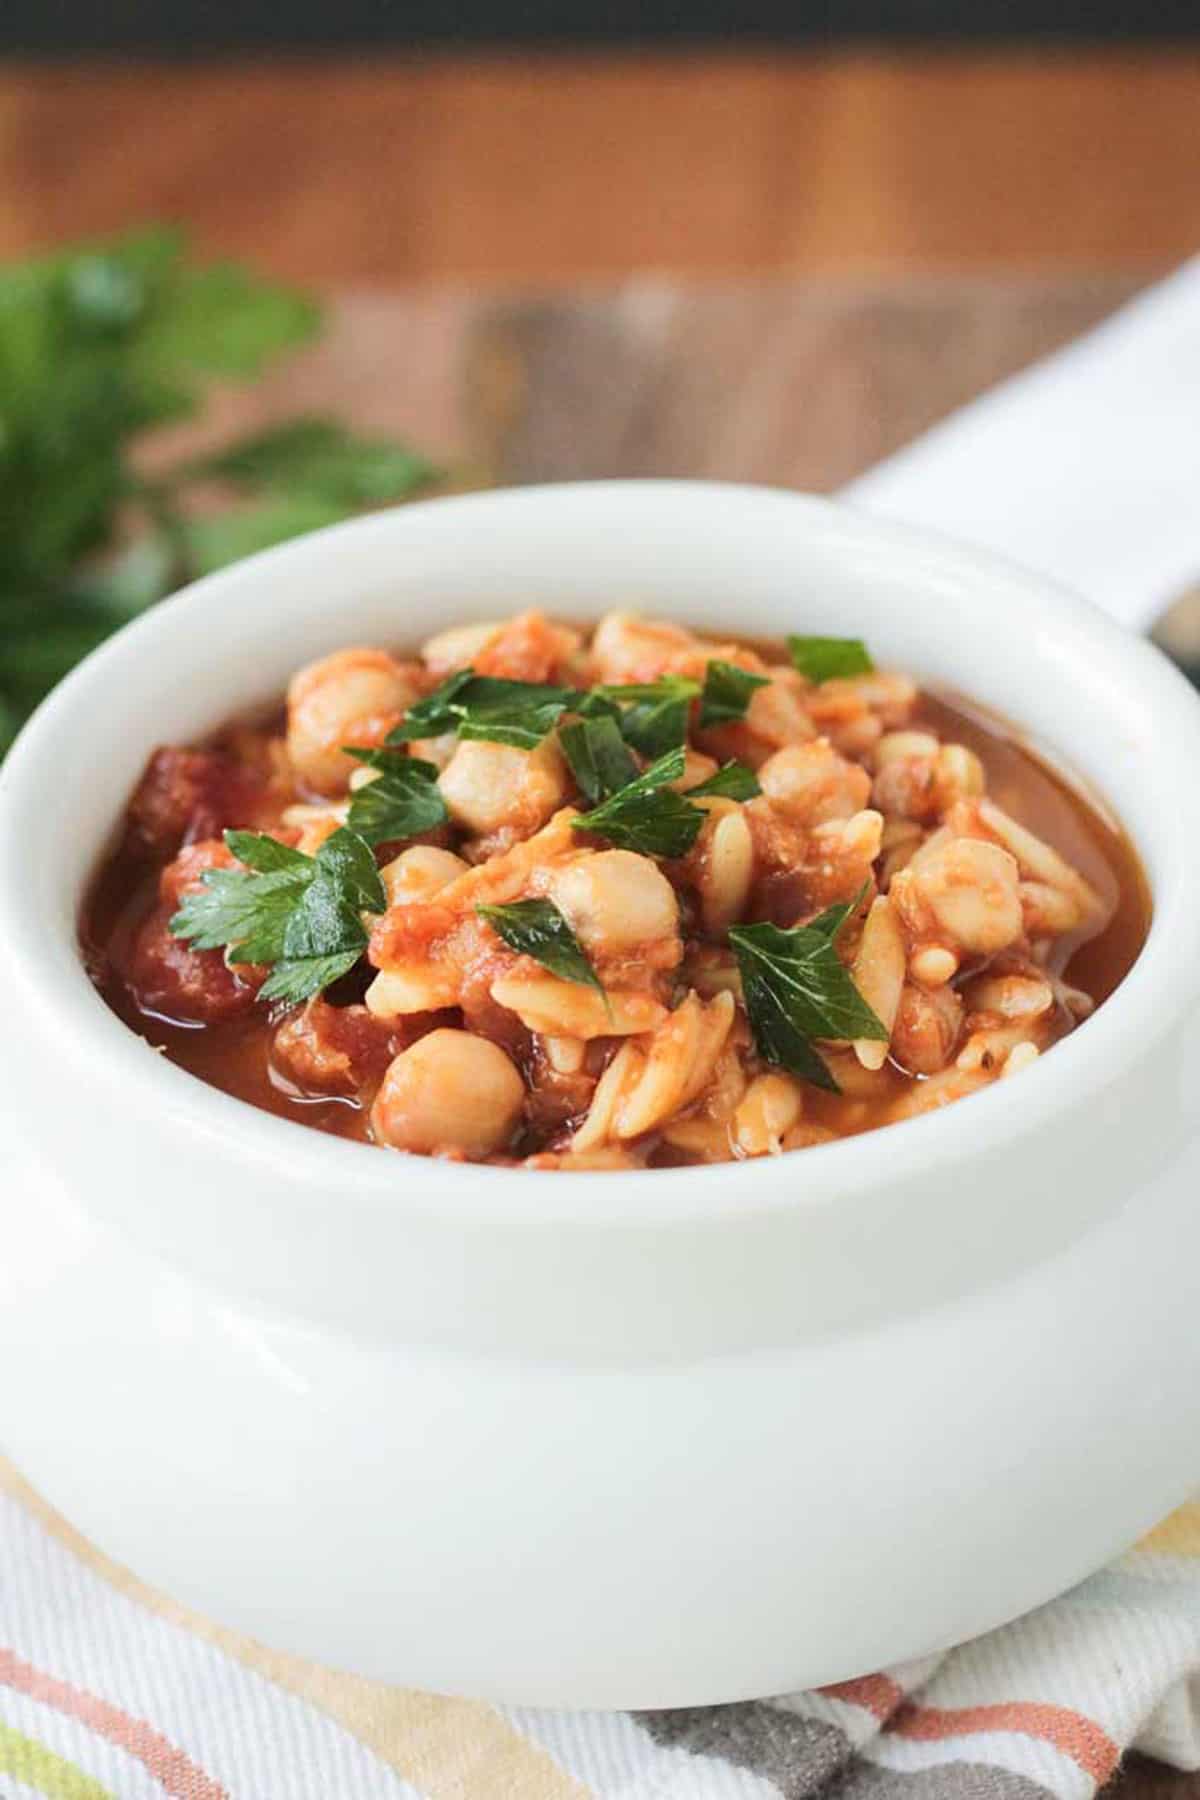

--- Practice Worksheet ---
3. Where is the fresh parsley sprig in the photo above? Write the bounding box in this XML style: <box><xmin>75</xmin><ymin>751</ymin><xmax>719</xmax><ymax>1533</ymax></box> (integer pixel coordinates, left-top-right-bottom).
<box><xmin>558</xmin><ymin>712</ymin><xmax>639</xmax><ymax>803</ymax></box>
<box><xmin>0</xmin><ymin>226</ymin><xmax>441</xmax><ymax>755</ymax></box>
<box><xmin>729</xmin><ymin>899</ymin><xmax>886</xmax><ymax>1092</ymax></box>
<box><xmin>345</xmin><ymin>748</ymin><xmax>447</xmax><ymax>845</ymax></box>
<box><xmin>476</xmin><ymin>898</ymin><xmax>603</xmax><ymax>992</ymax></box>
<box><xmin>572</xmin><ymin>745</ymin><xmax>706</xmax><ymax>858</ymax></box>
<box><xmin>170</xmin><ymin>825</ymin><xmax>387</xmax><ymax>1004</ymax></box>
<box><xmin>382</xmin><ymin>656</ymin><xmax>774</xmax><ymax>770</ymax></box>
<box><xmin>581</xmin><ymin>676</ymin><xmax>701</xmax><ymax>758</ymax></box>
<box><xmin>787</xmin><ymin>635</ymin><xmax>875</xmax><ymax>683</ymax></box>
<box><xmin>389</xmin><ymin>672</ymin><xmax>578</xmax><ymax>750</ymax></box>
<box><xmin>698</xmin><ymin>659</ymin><xmax>769</xmax><ymax>727</ymax></box>
<box><xmin>685</xmin><ymin>760</ymin><xmax>761</xmax><ymax>801</ymax></box>
<box><xmin>569</xmin><ymin>745</ymin><xmax>762</xmax><ymax>857</ymax></box>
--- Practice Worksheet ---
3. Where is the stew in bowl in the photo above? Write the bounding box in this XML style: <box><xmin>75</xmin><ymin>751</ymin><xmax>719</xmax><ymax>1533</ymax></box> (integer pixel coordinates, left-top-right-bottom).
<box><xmin>84</xmin><ymin>606</ymin><xmax>1148</xmax><ymax>1170</ymax></box>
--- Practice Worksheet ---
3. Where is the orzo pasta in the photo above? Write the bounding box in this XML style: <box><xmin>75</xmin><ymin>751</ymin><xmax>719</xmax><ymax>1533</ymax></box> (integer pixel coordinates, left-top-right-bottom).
<box><xmin>83</xmin><ymin>609</ymin><xmax>1149</xmax><ymax>1169</ymax></box>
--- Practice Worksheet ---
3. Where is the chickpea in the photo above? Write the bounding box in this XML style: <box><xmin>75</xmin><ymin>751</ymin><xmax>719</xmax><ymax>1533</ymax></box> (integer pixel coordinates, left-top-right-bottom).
<box><xmin>904</xmin><ymin>838</ymin><xmax>1024</xmax><ymax>955</ymax></box>
<box><xmin>872</xmin><ymin>754</ymin><xmax>939</xmax><ymax>823</ymax></box>
<box><xmin>421</xmin><ymin>620</ymin><xmax>500</xmax><ymax>674</ymax></box>
<box><xmin>280</xmin><ymin>801</ymin><xmax>348</xmax><ymax>857</ymax></box>
<box><xmin>875</xmin><ymin>730</ymin><xmax>940</xmax><ymax>768</ymax></box>
<box><xmin>935</xmin><ymin>743</ymin><xmax>985</xmax><ymax>804</ymax></box>
<box><xmin>590</xmin><ymin>610</ymin><xmax>696</xmax><ymax>684</ymax></box>
<box><xmin>549</xmin><ymin>850</ymin><xmax>678</xmax><ymax>956</ymax></box>
<box><xmin>371</xmin><ymin>1029</ymin><xmax>525</xmax><ymax>1158</ymax></box>
<box><xmin>743</xmin><ymin>671</ymin><xmax>817</xmax><ymax>752</ymax></box>
<box><xmin>673</xmin><ymin>748</ymin><xmax>720</xmax><ymax>792</ymax></box>
<box><xmin>758</xmin><ymin>740</ymin><xmax>872</xmax><ymax>827</ymax></box>
<box><xmin>438</xmin><ymin>737</ymin><xmax>568</xmax><ymax>838</ymax></box>
<box><xmin>380</xmin><ymin>844</ymin><xmax>469</xmax><ymax>907</ymax></box>
<box><xmin>287</xmin><ymin>648</ymin><xmax>419</xmax><ymax>795</ymax></box>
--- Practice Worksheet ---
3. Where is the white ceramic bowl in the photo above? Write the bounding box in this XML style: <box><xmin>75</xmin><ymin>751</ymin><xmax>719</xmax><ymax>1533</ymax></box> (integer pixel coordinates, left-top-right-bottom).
<box><xmin>1</xmin><ymin>481</ymin><xmax>1199</xmax><ymax>1708</ymax></box>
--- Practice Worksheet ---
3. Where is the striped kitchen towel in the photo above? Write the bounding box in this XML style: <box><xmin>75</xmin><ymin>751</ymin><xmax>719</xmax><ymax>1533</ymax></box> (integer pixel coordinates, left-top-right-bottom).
<box><xmin>1</xmin><ymin>1461</ymin><xmax>1198</xmax><ymax>1798</ymax></box>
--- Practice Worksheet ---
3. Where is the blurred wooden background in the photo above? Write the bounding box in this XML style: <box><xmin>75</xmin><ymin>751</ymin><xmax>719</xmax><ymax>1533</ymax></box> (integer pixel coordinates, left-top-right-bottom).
<box><xmin>2</xmin><ymin>50</ymin><xmax>1199</xmax><ymax>282</ymax></box>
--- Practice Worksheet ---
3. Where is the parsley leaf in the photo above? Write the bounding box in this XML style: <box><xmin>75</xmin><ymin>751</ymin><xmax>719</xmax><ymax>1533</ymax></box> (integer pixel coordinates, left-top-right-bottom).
<box><xmin>583</xmin><ymin>676</ymin><xmax>700</xmax><ymax>758</ymax></box>
<box><xmin>477</xmin><ymin>898</ymin><xmax>603</xmax><ymax>992</ymax></box>
<box><xmin>728</xmin><ymin>903</ymin><xmax>886</xmax><ymax>1092</ymax></box>
<box><xmin>170</xmin><ymin>825</ymin><xmax>387</xmax><ymax>1004</ymax></box>
<box><xmin>386</xmin><ymin>668</ymin><xmax>473</xmax><ymax>739</ymax></box>
<box><xmin>171</xmin><ymin>865</ymin><xmax>307</xmax><ymax>963</ymax></box>
<box><xmin>787</xmin><ymin>635</ymin><xmax>875</xmax><ymax>683</ymax></box>
<box><xmin>345</xmin><ymin>748</ymin><xmax>448</xmax><ymax>845</ymax></box>
<box><xmin>306</xmin><ymin>826</ymin><xmax>388</xmax><ymax>915</ymax></box>
<box><xmin>391</xmin><ymin>672</ymin><xmax>577</xmax><ymax>750</ymax></box>
<box><xmin>181</xmin><ymin>495</ymin><xmax>349</xmax><ymax>575</ymax></box>
<box><xmin>558</xmin><ymin>712</ymin><xmax>639</xmax><ymax>804</ymax></box>
<box><xmin>685</xmin><ymin>760</ymin><xmax>761</xmax><ymax>801</ymax></box>
<box><xmin>224</xmin><ymin>829</ymin><xmax>311</xmax><ymax>875</ymax></box>
<box><xmin>132</xmin><ymin>251</ymin><xmax>320</xmax><ymax>382</ymax></box>
<box><xmin>698</xmin><ymin>659</ymin><xmax>769</xmax><ymax>727</ymax></box>
<box><xmin>257</xmin><ymin>951</ymin><xmax>368</xmax><ymax>1007</ymax></box>
<box><xmin>0</xmin><ymin>227</ymin><xmax>442</xmax><ymax>754</ymax></box>
<box><xmin>573</xmin><ymin>745</ymin><xmax>705</xmax><ymax>858</ymax></box>
<box><xmin>187</xmin><ymin>417</ymin><xmax>441</xmax><ymax>508</ymax></box>
<box><xmin>805</xmin><ymin>893</ymin><xmax>861</xmax><ymax>937</ymax></box>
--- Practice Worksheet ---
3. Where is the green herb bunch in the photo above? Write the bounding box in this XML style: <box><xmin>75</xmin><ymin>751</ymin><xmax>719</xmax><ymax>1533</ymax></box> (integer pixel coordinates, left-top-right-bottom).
<box><xmin>0</xmin><ymin>226</ymin><xmax>440</xmax><ymax>753</ymax></box>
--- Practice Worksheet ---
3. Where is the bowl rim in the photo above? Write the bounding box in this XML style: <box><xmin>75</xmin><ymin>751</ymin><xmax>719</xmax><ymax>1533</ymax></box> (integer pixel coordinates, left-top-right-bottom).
<box><xmin>2</xmin><ymin>478</ymin><xmax>1197</xmax><ymax>1232</ymax></box>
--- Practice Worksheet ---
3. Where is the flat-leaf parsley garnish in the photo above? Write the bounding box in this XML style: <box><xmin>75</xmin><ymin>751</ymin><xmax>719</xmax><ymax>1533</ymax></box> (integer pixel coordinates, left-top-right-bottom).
<box><xmin>344</xmin><ymin>748</ymin><xmax>447</xmax><ymax>845</ymax></box>
<box><xmin>685</xmin><ymin>760</ymin><xmax>761</xmax><ymax>801</ymax></box>
<box><xmin>476</xmin><ymin>898</ymin><xmax>603</xmax><ymax>992</ymax></box>
<box><xmin>582</xmin><ymin>676</ymin><xmax>700</xmax><ymax>758</ymax></box>
<box><xmin>572</xmin><ymin>745</ymin><xmax>706</xmax><ymax>858</ymax></box>
<box><xmin>390</xmin><ymin>672</ymin><xmax>577</xmax><ymax>750</ymax></box>
<box><xmin>698</xmin><ymin>659</ymin><xmax>769</xmax><ymax>727</ymax></box>
<box><xmin>728</xmin><ymin>902</ymin><xmax>886</xmax><ymax>1092</ymax></box>
<box><xmin>558</xmin><ymin>712</ymin><xmax>639</xmax><ymax>804</ymax></box>
<box><xmin>170</xmin><ymin>825</ymin><xmax>387</xmax><ymax>1004</ymax></box>
<box><xmin>786</xmin><ymin>635</ymin><xmax>874</xmax><ymax>684</ymax></box>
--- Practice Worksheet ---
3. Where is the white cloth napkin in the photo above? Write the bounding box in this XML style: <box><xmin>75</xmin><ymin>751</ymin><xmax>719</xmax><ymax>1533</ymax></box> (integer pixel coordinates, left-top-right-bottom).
<box><xmin>845</xmin><ymin>256</ymin><xmax>1200</xmax><ymax>634</ymax></box>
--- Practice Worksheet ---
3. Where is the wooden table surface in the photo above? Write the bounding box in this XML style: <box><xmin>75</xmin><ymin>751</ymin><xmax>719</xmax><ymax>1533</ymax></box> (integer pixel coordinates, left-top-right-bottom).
<box><xmin>2</xmin><ymin>50</ymin><xmax>1200</xmax><ymax>283</ymax></box>
<box><xmin>3</xmin><ymin>49</ymin><xmax>1199</xmax><ymax>1795</ymax></box>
